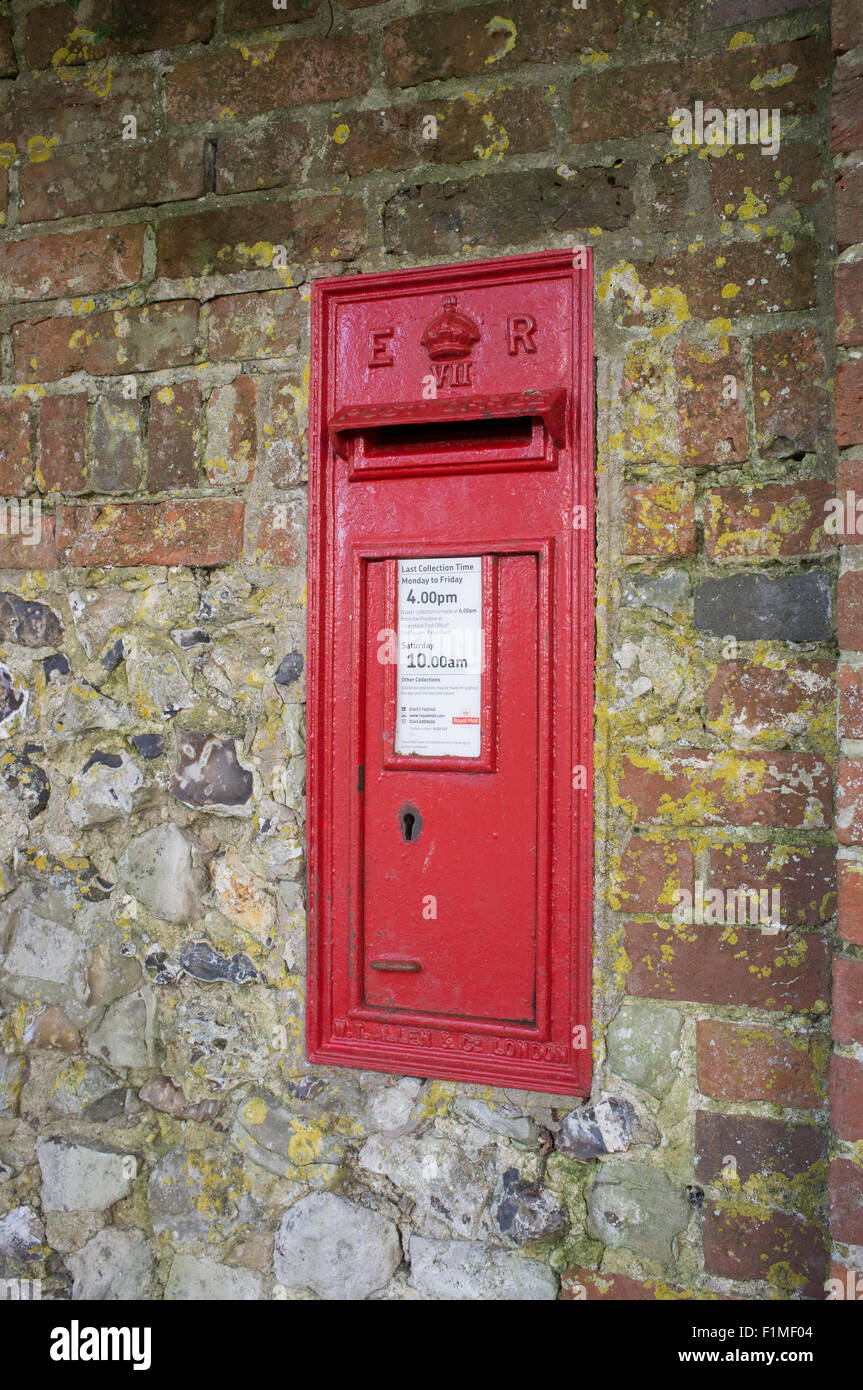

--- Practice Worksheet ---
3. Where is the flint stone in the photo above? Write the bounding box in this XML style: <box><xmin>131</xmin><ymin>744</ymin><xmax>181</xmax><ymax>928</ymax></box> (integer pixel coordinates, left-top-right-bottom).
<box><xmin>0</xmin><ymin>1205</ymin><xmax>43</xmax><ymax>1263</ymax></box>
<box><xmin>172</xmin><ymin>731</ymin><xmax>253</xmax><ymax>809</ymax></box>
<box><xmin>0</xmin><ymin>1054</ymin><xmax>27</xmax><ymax>1115</ymax></box>
<box><xmin>139</xmin><ymin>1074</ymin><xmax>219</xmax><ymax>1124</ymax></box>
<box><xmin>587</xmin><ymin>1159</ymin><xmax>690</xmax><ymax>1265</ymax></box>
<box><xmin>50</xmin><ymin>682</ymin><xmax>131</xmax><ymax>734</ymax></box>
<box><xmin>45</xmin><ymin>1211</ymin><xmax>104</xmax><ymax>1253</ymax></box>
<box><xmin>367</xmin><ymin>1078</ymin><xmax>422</xmax><ymax>1133</ymax></box>
<box><xmin>454</xmin><ymin>1097</ymin><xmax>540</xmax><ymax>1145</ymax></box>
<box><xmin>210</xmin><ymin>853</ymin><xmax>276</xmax><ymax>938</ymax></box>
<box><xmin>275</xmin><ymin>651</ymin><xmax>303</xmax><ymax>686</ymax></box>
<box><xmin>495</xmin><ymin>1169</ymin><xmax>569</xmax><ymax>1245</ymax></box>
<box><xmin>3</xmin><ymin>909</ymin><xmax>81</xmax><ymax>985</ymax></box>
<box><xmin>0</xmin><ymin>593</ymin><xmax>63</xmax><ymax>647</ymax></box>
<box><xmin>47</xmin><ymin>1062</ymin><xmax>120</xmax><ymax>1117</ymax></box>
<box><xmin>125</xmin><ymin>641</ymin><xmax>195</xmax><ymax>720</ymax></box>
<box><xmin>36</xmin><ymin>1137</ymin><xmax>135</xmax><ymax>1212</ymax></box>
<box><xmin>232</xmin><ymin>1090</ymin><xmax>346</xmax><ymax>1174</ymax></box>
<box><xmin>606</xmin><ymin>1003</ymin><xmax>683</xmax><ymax>1098</ymax></box>
<box><xmin>358</xmin><ymin>1131</ymin><xmax>492</xmax><ymax>1238</ymax></box>
<box><xmin>274</xmin><ymin>1193</ymin><xmax>401</xmax><ymax>1300</ymax></box>
<box><xmin>165</xmin><ymin>1253</ymin><xmax>263</xmax><ymax>1300</ymax></box>
<box><xmin>88</xmin><ymin>989</ymin><xmax>151</xmax><ymax>1070</ymax></box>
<box><xmin>0</xmin><ymin>662</ymin><xmax>25</xmax><ymax>727</ymax></box>
<box><xmin>179</xmin><ymin>940</ymin><xmax>257</xmax><ymax>984</ymax></box>
<box><xmin>408</xmin><ymin>1236</ymin><xmax>558</xmax><ymax>1301</ymax></box>
<box><xmin>68</xmin><ymin>1227</ymin><xmax>153</xmax><ymax>1300</ymax></box>
<box><xmin>622</xmin><ymin>570</ymin><xmax>691</xmax><ymax>616</ymax></box>
<box><xmin>117</xmin><ymin>822</ymin><xmax>209</xmax><ymax>925</ymax></box>
<box><xmin>0</xmin><ymin>751</ymin><xmax>49</xmax><ymax>818</ymax></box>
<box><xmin>130</xmin><ymin>734</ymin><xmax>164</xmax><ymax>760</ymax></box>
<box><xmin>556</xmin><ymin>1097</ymin><xmax>659</xmax><ymax>1160</ymax></box>
<box><xmin>68</xmin><ymin>752</ymin><xmax>144</xmax><ymax>827</ymax></box>
<box><xmin>16</xmin><ymin>848</ymin><xmax>112</xmax><ymax>901</ymax></box>
<box><xmin>694</xmin><ymin>571</ymin><xmax>831</xmax><ymax>642</ymax></box>
<box><xmin>148</xmin><ymin>1148</ymin><xmax>258</xmax><ymax>1246</ymax></box>
<box><xmin>68</xmin><ymin>588</ymin><xmax>135</xmax><ymax>658</ymax></box>
<box><xmin>43</xmin><ymin>653</ymin><xmax>70</xmax><ymax>682</ymax></box>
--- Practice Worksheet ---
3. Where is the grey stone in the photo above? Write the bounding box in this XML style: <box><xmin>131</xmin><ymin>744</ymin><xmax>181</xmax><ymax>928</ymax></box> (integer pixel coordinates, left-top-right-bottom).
<box><xmin>232</xmin><ymin>1090</ymin><xmax>346</xmax><ymax>1175</ymax></box>
<box><xmin>138</xmin><ymin>1075</ymin><xmax>220</xmax><ymax>1124</ymax></box>
<box><xmin>15</xmin><ymin>848</ymin><xmax>112</xmax><ymax>901</ymax></box>
<box><xmin>556</xmin><ymin>1098</ymin><xmax>659</xmax><ymax>1160</ymax></box>
<box><xmin>0</xmin><ymin>662</ymin><xmax>25</xmax><ymax>728</ymax></box>
<box><xmin>0</xmin><ymin>1205</ymin><xmax>43</xmax><ymax>1263</ymax></box>
<box><xmin>495</xmin><ymin>1169</ymin><xmax>568</xmax><ymax>1245</ymax></box>
<box><xmin>67</xmin><ymin>1227</ymin><xmax>153</xmax><ymax>1300</ymax></box>
<box><xmin>0</xmin><ymin>1053</ymin><xmax>27</xmax><ymax>1115</ymax></box>
<box><xmin>90</xmin><ymin>396</ymin><xmax>142</xmax><ymax>491</ymax></box>
<box><xmin>606</xmin><ymin>1003</ymin><xmax>683</xmax><ymax>1098</ymax></box>
<box><xmin>130</xmin><ymin>734</ymin><xmax>164</xmax><ymax>760</ymax></box>
<box><xmin>47</xmin><ymin>1062</ymin><xmax>121</xmax><ymax>1118</ymax></box>
<box><xmin>3</xmin><ymin>909</ymin><xmax>81</xmax><ymax>985</ymax></box>
<box><xmin>172</xmin><ymin>731</ymin><xmax>253</xmax><ymax>809</ymax></box>
<box><xmin>0</xmin><ymin>593</ymin><xmax>63</xmax><ymax>647</ymax></box>
<box><xmin>622</xmin><ymin>570</ymin><xmax>692</xmax><ymax>616</ymax></box>
<box><xmin>117</xmin><ymin>822</ymin><xmax>209</xmax><ymax>925</ymax></box>
<box><xmin>694</xmin><ymin>571</ymin><xmax>831</xmax><ymax>642</ymax></box>
<box><xmin>68</xmin><ymin>752</ymin><xmax>144</xmax><ymax>828</ymax></box>
<box><xmin>587</xmin><ymin>1159</ymin><xmax>690</xmax><ymax>1266</ymax></box>
<box><xmin>367</xmin><ymin>1078</ymin><xmax>422</xmax><ymax>1134</ymax></box>
<box><xmin>454</xmin><ymin>1097</ymin><xmax>540</xmax><ymax>1145</ymax></box>
<box><xmin>274</xmin><ymin>1193</ymin><xmax>401</xmax><ymax>1300</ymax></box>
<box><xmin>88</xmin><ymin>989</ymin><xmax>152</xmax><ymax>1070</ymax></box>
<box><xmin>275</xmin><ymin>651</ymin><xmax>303</xmax><ymax>686</ymax></box>
<box><xmin>45</xmin><ymin>1211</ymin><xmax>105</xmax><ymax>1254</ymax></box>
<box><xmin>0</xmin><ymin>751</ymin><xmax>49</xmax><ymax>819</ymax></box>
<box><xmin>171</xmin><ymin>628</ymin><xmax>210</xmax><ymax>649</ymax></box>
<box><xmin>50</xmin><ymin>682</ymin><xmax>132</xmax><ymax>735</ymax></box>
<box><xmin>165</xmin><ymin>1254</ymin><xmax>263</xmax><ymax>1301</ymax></box>
<box><xmin>125</xmin><ymin>640</ymin><xmax>195</xmax><ymax>720</ymax></box>
<box><xmin>148</xmin><ymin>1148</ymin><xmax>257</xmax><ymax>1246</ymax></box>
<box><xmin>254</xmin><ymin>801</ymin><xmax>303</xmax><ymax>881</ymax></box>
<box><xmin>68</xmin><ymin>588</ymin><xmax>135</xmax><ymax>658</ymax></box>
<box><xmin>179</xmin><ymin>940</ymin><xmax>257</xmax><ymax>985</ymax></box>
<box><xmin>358</xmin><ymin>1131</ymin><xmax>493</xmax><ymax>1238</ymax></box>
<box><xmin>408</xmin><ymin>1236</ymin><xmax>558</xmax><ymax>1300</ymax></box>
<box><xmin>36</xmin><ymin>1137</ymin><xmax>136</xmax><ymax>1212</ymax></box>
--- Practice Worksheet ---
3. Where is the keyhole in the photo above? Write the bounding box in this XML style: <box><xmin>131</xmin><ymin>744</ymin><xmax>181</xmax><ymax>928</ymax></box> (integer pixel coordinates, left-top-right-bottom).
<box><xmin>399</xmin><ymin>804</ymin><xmax>422</xmax><ymax>843</ymax></box>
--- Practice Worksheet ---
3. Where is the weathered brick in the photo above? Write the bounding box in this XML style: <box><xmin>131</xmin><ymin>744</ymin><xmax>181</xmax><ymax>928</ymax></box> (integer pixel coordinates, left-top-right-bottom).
<box><xmin>260</xmin><ymin>373</ymin><xmax>306</xmax><ymax>487</ymax></box>
<box><xmin>704</xmin><ymin>481</ymin><xmax>834</xmax><ymax>560</ymax></box>
<box><xmin>838</xmin><ymin>862</ymin><xmax>863</xmax><ymax>947</ymax></box>
<box><xmin>0</xmin><ymin>166</ymin><xmax>7</xmax><ymax>229</ymax></box>
<box><xmin>2</xmin><ymin>69</ymin><xmax>153</xmax><ymax>152</ymax></box>
<box><xmin>703</xmin><ymin>1207</ymin><xmax>827</xmax><ymax>1298</ymax></box>
<box><xmin>837</xmin><ymin>158</ymin><xmax>863</xmax><ymax>249</ymax></box>
<box><xmin>832</xmin><ymin>956</ymin><xmax>863</xmax><ymax>1043</ymax></box>
<box><xmin>675</xmin><ymin>339</ymin><xmax>747</xmax><ymax>467</ymax></box>
<box><xmin>833</xmin><ymin>0</ymin><xmax>863</xmax><ymax>54</ymax></box>
<box><xmin>324</xmin><ymin>89</ymin><xmax>555</xmax><ymax>176</ymax></box>
<box><xmin>384</xmin><ymin>166</ymin><xmax>634</xmax><ymax>258</ymax></box>
<box><xmin>832</xmin><ymin>70</ymin><xmax>863</xmax><ymax>154</ymax></box>
<box><xmin>630</xmin><ymin>239</ymin><xmax>818</xmax><ymax>322</ymax></box>
<box><xmin>753</xmin><ymin>329</ymin><xmax>830</xmax><ymax>458</ymax></box>
<box><xmin>0</xmin><ymin>398</ymin><xmax>34</xmax><ymax>492</ymax></box>
<box><xmin>13</xmin><ymin>301</ymin><xmax>199</xmax><ymax>383</ymax></box>
<box><xmin>612</xmin><ymin>836</ymin><xmax>695</xmax><ymax>913</ymax></box>
<box><xmin>20</xmin><ymin>138</ymin><xmax>205</xmax><ymax>223</ymax></box>
<box><xmin>694</xmin><ymin>571</ymin><xmax>831</xmax><ymax>642</ymax></box>
<box><xmin>839</xmin><ymin>663</ymin><xmax>863</xmax><ymax>737</ymax></box>
<box><xmin>38</xmin><ymin>393</ymin><xmax>87</xmax><ymax>494</ymax></box>
<box><xmin>166</xmin><ymin>36</ymin><xmax>368</xmax><ymax>125</ymax></box>
<box><xmin>572</xmin><ymin>39</ymin><xmax>828</xmax><ymax>144</ymax></box>
<box><xmin>708</xmin><ymin>842</ymin><xmax>836</xmax><ymax>928</ymax></box>
<box><xmin>710</xmin><ymin>142</ymin><xmax>825</xmax><ymax>222</ymax></box>
<box><xmin>829</xmin><ymin>1158</ymin><xmax>863</xmax><ymax>1245</ymax></box>
<box><xmin>651</xmin><ymin>157</ymin><xmax>691</xmax><ymax>232</ymax></box>
<box><xmin>255</xmin><ymin>502</ymin><xmax>300</xmax><ymax>565</ymax></box>
<box><xmin>0</xmin><ymin>14</ymin><xmax>17</xmax><ymax>77</ymax></box>
<box><xmin>56</xmin><ymin>499</ymin><xmax>244</xmax><ymax>567</ymax></box>
<box><xmin>695</xmin><ymin>1111</ymin><xmax>825</xmax><ymax>1187</ymax></box>
<box><xmin>623</xmin><ymin>483</ymin><xmax>696</xmax><ymax>556</ymax></box>
<box><xmin>0</xmin><ymin>226</ymin><xmax>145</xmax><ymax>305</ymax></box>
<box><xmin>625</xmin><ymin>919</ymin><xmax>829</xmax><ymax>1011</ymax></box>
<box><xmin>90</xmin><ymin>395</ymin><xmax>143</xmax><ymax>492</ymax></box>
<box><xmin>561</xmin><ymin>1270</ymin><xmax>720</xmax><ymax>1301</ymax></box>
<box><xmin>836</xmin><ymin>260</ymin><xmax>863</xmax><ymax>348</ymax></box>
<box><xmin>208</xmin><ymin>289</ymin><xmax>304</xmax><ymax>362</ymax></box>
<box><xmin>837</xmin><ymin>759</ymin><xmax>863</xmax><ymax>843</ymax></box>
<box><xmin>384</xmin><ymin>0</ymin><xmax>620</xmax><ymax>87</ymax></box>
<box><xmin>696</xmin><ymin>1020</ymin><xmax>824</xmax><ymax>1107</ymax></box>
<box><xmin>831</xmin><ymin>1055</ymin><xmax>863</xmax><ymax>1141</ymax></box>
<box><xmin>708</xmin><ymin>0</ymin><xmax>819</xmax><ymax>23</ymax></box>
<box><xmin>838</xmin><ymin>572</ymin><xmax>863</xmax><ymax>649</ymax></box>
<box><xmin>0</xmin><ymin>513</ymin><xmax>57</xmax><ymax>569</ymax></box>
<box><xmin>836</xmin><ymin>359</ymin><xmax>863</xmax><ymax>448</ymax></box>
<box><xmin>26</xmin><ymin>0</ymin><xmax>216</xmax><ymax>69</ymax></box>
<box><xmin>157</xmin><ymin>199</ymin><xmax>363</xmax><ymax>279</ymax></box>
<box><xmin>205</xmin><ymin>376</ymin><xmax>257</xmax><ymax>485</ymax></box>
<box><xmin>215</xmin><ymin>117</ymin><xmax>310</xmax><ymax>195</ymax></box>
<box><xmin>619</xmin><ymin>750</ymin><xmax>831</xmax><ymax>828</ymax></box>
<box><xmin>147</xmin><ymin>382</ymin><xmax>200</xmax><ymax>491</ymax></box>
<box><xmin>224</xmin><ymin>0</ymin><xmax>320</xmax><ymax>29</ymax></box>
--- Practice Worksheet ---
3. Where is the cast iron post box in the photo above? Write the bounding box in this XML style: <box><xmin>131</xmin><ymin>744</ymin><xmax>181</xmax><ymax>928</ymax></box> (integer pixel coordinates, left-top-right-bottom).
<box><xmin>307</xmin><ymin>249</ymin><xmax>593</xmax><ymax>1095</ymax></box>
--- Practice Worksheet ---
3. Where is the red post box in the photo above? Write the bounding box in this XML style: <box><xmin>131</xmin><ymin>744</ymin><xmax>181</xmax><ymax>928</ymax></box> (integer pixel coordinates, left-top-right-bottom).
<box><xmin>307</xmin><ymin>249</ymin><xmax>593</xmax><ymax>1095</ymax></box>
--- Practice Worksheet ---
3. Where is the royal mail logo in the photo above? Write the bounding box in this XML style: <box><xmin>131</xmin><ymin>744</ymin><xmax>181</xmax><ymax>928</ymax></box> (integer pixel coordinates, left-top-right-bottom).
<box><xmin>452</xmin><ymin>715</ymin><xmax>480</xmax><ymax>725</ymax></box>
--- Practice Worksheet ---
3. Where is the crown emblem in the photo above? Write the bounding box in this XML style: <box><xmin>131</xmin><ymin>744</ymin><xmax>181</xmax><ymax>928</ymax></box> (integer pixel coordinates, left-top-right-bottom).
<box><xmin>420</xmin><ymin>296</ymin><xmax>481</xmax><ymax>362</ymax></box>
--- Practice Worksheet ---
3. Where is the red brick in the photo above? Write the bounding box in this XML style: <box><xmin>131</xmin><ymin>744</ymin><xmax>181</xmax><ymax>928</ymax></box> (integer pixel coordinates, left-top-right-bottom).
<box><xmin>708</xmin><ymin>841</ymin><xmax>836</xmax><ymax>929</ymax></box>
<box><xmin>26</xmin><ymin>0</ymin><xmax>216</xmax><ymax>69</ymax></box>
<box><xmin>709</xmin><ymin>0</ymin><xmax>819</xmax><ymax>22</ymax></box>
<box><xmin>561</xmin><ymin>1269</ymin><xmax>722</xmax><ymax>1301</ymax></box>
<box><xmin>703</xmin><ymin>1206</ymin><xmax>827</xmax><ymax>1298</ymax></box>
<box><xmin>38</xmin><ymin>394</ymin><xmax>87</xmax><ymax>494</ymax></box>
<box><xmin>838</xmin><ymin>759</ymin><xmax>863</xmax><ymax>844</ymax></box>
<box><xmin>205</xmin><ymin>376</ymin><xmax>257</xmax><ymax>485</ymax></box>
<box><xmin>166</xmin><ymin>36</ymin><xmax>368</xmax><ymax>125</ymax></box>
<box><xmin>385</xmin><ymin>0</ymin><xmax>620</xmax><ymax>87</ymax></box>
<box><xmin>695</xmin><ymin>1111</ymin><xmax>825</xmax><ymax>1187</ymax></box>
<box><xmin>753</xmin><ymin>329</ymin><xmax>830</xmax><ymax>458</ymax></box>
<box><xmin>651</xmin><ymin>157</ymin><xmax>691</xmax><ymax>232</ymax></box>
<box><xmin>157</xmin><ymin>199</ymin><xmax>363</xmax><ymax>279</ymax></box>
<box><xmin>623</xmin><ymin>483</ymin><xmax>695</xmax><ymax>556</ymax></box>
<box><xmin>696</xmin><ymin>1020</ymin><xmax>824</xmax><ymax>1108</ymax></box>
<box><xmin>3</xmin><ymin>69</ymin><xmax>153</xmax><ymax>151</ymax></box>
<box><xmin>704</xmin><ymin>481</ymin><xmax>834</xmax><ymax>560</ymax></box>
<box><xmin>832</xmin><ymin>70</ymin><xmax>863</xmax><ymax>154</ymax></box>
<box><xmin>836</xmin><ymin>454</ymin><xmax>863</xmax><ymax>545</ymax></box>
<box><xmin>625</xmin><ymin>920</ymin><xmax>829</xmax><ymax>1011</ymax></box>
<box><xmin>0</xmin><ymin>167</ymin><xmax>7</xmax><ymax>229</ymax></box>
<box><xmin>829</xmin><ymin>1158</ymin><xmax>863</xmax><ymax>1245</ymax></box>
<box><xmin>255</xmin><ymin>503</ymin><xmax>298</xmax><ymax>565</ymax></box>
<box><xmin>215</xmin><ymin>117</ymin><xmax>310</xmax><ymax>195</ymax></box>
<box><xmin>618</xmin><ymin>750</ymin><xmax>831</xmax><ymax>828</ymax></box>
<box><xmin>147</xmin><ymin>382</ymin><xmax>200</xmax><ymax>491</ymax></box>
<box><xmin>838</xmin><ymin>862</ymin><xmax>863</xmax><ymax>947</ymax></box>
<box><xmin>836</xmin><ymin>359</ymin><xmax>863</xmax><ymax>448</ymax></box>
<box><xmin>833</xmin><ymin>956</ymin><xmax>863</xmax><ymax>1044</ymax></box>
<box><xmin>260</xmin><ymin>374</ymin><xmax>306</xmax><ymax>487</ymax></box>
<box><xmin>208</xmin><ymin>290</ymin><xmax>304</xmax><ymax>362</ymax></box>
<box><xmin>0</xmin><ymin>15</ymin><xmax>16</xmax><ymax>77</ymax></box>
<box><xmin>0</xmin><ymin>226</ymin><xmax>145</xmax><ymax>306</ymax></box>
<box><xmin>224</xmin><ymin>0</ymin><xmax>320</xmax><ymax>29</ymax></box>
<box><xmin>612</xmin><ymin>836</ymin><xmax>695</xmax><ymax>913</ymax></box>
<box><xmin>0</xmin><ymin>399</ymin><xmax>34</xmax><ymax>492</ymax></box>
<box><xmin>839</xmin><ymin>664</ymin><xmax>863</xmax><ymax>737</ymax></box>
<box><xmin>56</xmin><ymin>499</ymin><xmax>244</xmax><ymax>567</ymax></box>
<box><xmin>837</xmin><ymin>159</ymin><xmax>863</xmax><ymax>250</ymax></box>
<box><xmin>710</xmin><ymin>142</ymin><xmax>825</xmax><ymax>221</ymax></box>
<box><xmin>831</xmin><ymin>1055</ymin><xmax>863</xmax><ymax>1141</ymax></box>
<box><xmin>20</xmin><ymin>138</ymin><xmax>205</xmax><ymax>224</ymax></box>
<box><xmin>836</xmin><ymin>260</ymin><xmax>863</xmax><ymax>348</ymax></box>
<box><xmin>572</xmin><ymin>39</ymin><xmax>829</xmax><ymax>144</ymax></box>
<box><xmin>323</xmin><ymin>89</ymin><xmax>555</xmax><ymax>176</ymax></box>
<box><xmin>839</xmin><ymin>572</ymin><xmax>863</xmax><ymax>649</ymax></box>
<box><xmin>629</xmin><ymin>239</ymin><xmax>817</xmax><ymax>323</ymax></box>
<box><xmin>675</xmin><ymin>340</ymin><xmax>747</xmax><ymax>466</ymax></box>
<box><xmin>833</xmin><ymin>0</ymin><xmax>863</xmax><ymax>54</ymax></box>
<box><xmin>13</xmin><ymin>301</ymin><xmax>199</xmax><ymax>383</ymax></box>
<box><xmin>0</xmin><ymin>513</ymin><xmax>56</xmax><ymax>570</ymax></box>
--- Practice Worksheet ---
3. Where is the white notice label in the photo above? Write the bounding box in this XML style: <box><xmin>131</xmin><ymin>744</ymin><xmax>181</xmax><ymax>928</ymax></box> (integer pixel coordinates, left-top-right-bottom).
<box><xmin>395</xmin><ymin>556</ymin><xmax>483</xmax><ymax>757</ymax></box>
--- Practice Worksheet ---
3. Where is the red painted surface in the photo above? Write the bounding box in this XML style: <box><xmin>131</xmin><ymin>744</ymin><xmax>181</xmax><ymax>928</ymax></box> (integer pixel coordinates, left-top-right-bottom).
<box><xmin>307</xmin><ymin>249</ymin><xmax>594</xmax><ymax>1094</ymax></box>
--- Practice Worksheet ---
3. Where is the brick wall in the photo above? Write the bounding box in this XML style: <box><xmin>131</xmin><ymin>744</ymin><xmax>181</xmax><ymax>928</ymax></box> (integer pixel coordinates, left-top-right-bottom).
<box><xmin>0</xmin><ymin>0</ymin><xmax>856</xmax><ymax>1302</ymax></box>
